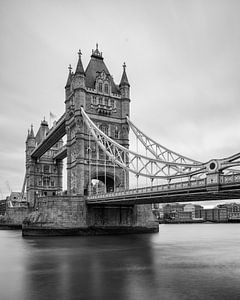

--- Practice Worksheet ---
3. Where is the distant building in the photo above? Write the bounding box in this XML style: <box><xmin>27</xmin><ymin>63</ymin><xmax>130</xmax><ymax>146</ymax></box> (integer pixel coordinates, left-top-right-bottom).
<box><xmin>217</xmin><ymin>203</ymin><xmax>240</xmax><ymax>221</ymax></box>
<box><xmin>194</xmin><ymin>207</ymin><xmax>227</xmax><ymax>222</ymax></box>
<box><xmin>176</xmin><ymin>211</ymin><xmax>193</xmax><ymax>222</ymax></box>
<box><xmin>6</xmin><ymin>192</ymin><xmax>28</xmax><ymax>208</ymax></box>
<box><xmin>183</xmin><ymin>204</ymin><xmax>196</xmax><ymax>218</ymax></box>
<box><xmin>153</xmin><ymin>202</ymin><xmax>240</xmax><ymax>223</ymax></box>
<box><xmin>0</xmin><ymin>199</ymin><xmax>6</xmax><ymax>215</ymax></box>
<box><xmin>162</xmin><ymin>203</ymin><xmax>203</xmax><ymax>222</ymax></box>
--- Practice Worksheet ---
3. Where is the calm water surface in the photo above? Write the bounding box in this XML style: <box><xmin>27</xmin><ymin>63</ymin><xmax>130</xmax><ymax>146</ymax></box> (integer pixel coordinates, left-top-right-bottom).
<box><xmin>0</xmin><ymin>224</ymin><xmax>240</xmax><ymax>300</ymax></box>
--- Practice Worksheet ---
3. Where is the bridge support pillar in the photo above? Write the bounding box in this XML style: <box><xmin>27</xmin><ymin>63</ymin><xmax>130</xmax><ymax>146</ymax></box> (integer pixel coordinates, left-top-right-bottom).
<box><xmin>22</xmin><ymin>197</ymin><xmax>159</xmax><ymax>236</ymax></box>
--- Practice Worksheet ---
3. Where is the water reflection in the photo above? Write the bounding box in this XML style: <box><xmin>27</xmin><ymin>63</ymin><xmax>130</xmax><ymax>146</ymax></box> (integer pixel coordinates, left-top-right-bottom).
<box><xmin>23</xmin><ymin>235</ymin><xmax>157</xmax><ymax>300</ymax></box>
<box><xmin>1</xmin><ymin>224</ymin><xmax>240</xmax><ymax>300</ymax></box>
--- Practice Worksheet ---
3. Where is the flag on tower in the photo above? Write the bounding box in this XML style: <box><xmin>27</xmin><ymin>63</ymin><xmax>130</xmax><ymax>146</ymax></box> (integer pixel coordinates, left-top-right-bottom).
<box><xmin>50</xmin><ymin>111</ymin><xmax>56</xmax><ymax>119</ymax></box>
<box><xmin>49</xmin><ymin>112</ymin><xmax>57</xmax><ymax>127</ymax></box>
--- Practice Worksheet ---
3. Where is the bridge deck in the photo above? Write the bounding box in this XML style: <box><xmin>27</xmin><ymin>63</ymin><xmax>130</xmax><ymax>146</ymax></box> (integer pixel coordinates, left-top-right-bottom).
<box><xmin>87</xmin><ymin>174</ymin><xmax>240</xmax><ymax>205</ymax></box>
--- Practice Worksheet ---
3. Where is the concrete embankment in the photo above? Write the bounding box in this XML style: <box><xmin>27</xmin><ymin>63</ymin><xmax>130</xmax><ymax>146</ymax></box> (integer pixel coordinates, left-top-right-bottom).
<box><xmin>0</xmin><ymin>207</ymin><xmax>31</xmax><ymax>229</ymax></box>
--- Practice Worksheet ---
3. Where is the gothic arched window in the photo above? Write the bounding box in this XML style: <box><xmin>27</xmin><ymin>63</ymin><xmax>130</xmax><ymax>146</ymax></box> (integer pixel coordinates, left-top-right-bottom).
<box><xmin>104</xmin><ymin>97</ymin><xmax>109</xmax><ymax>106</ymax></box>
<box><xmin>43</xmin><ymin>176</ymin><xmax>50</xmax><ymax>187</ymax></box>
<box><xmin>110</xmin><ymin>99</ymin><xmax>115</xmax><ymax>108</ymax></box>
<box><xmin>114</xmin><ymin>126</ymin><xmax>119</xmax><ymax>139</ymax></box>
<box><xmin>104</xmin><ymin>83</ymin><xmax>109</xmax><ymax>94</ymax></box>
<box><xmin>92</xmin><ymin>96</ymin><xmax>97</xmax><ymax>105</ymax></box>
<box><xmin>99</xmin><ymin>82</ymin><xmax>103</xmax><ymax>92</ymax></box>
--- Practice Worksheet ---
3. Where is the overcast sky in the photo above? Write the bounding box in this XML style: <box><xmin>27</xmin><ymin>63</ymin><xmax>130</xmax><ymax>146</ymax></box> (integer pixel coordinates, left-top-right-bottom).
<box><xmin>1</xmin><ymin>0</ymin><xmax>240</xmax><ymax>207</ymax></box>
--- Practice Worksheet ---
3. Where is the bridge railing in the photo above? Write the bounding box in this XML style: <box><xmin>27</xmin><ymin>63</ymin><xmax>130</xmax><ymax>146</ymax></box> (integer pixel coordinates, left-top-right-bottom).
<box><xmin>220</xmin><ymin>173</ymin><xmax>240</xmax><ymax>184</ymax></box>
<box><xmin>87</xmin><ymin>178</ymin><xmax>207</xmax><ymax>200</ymax></box>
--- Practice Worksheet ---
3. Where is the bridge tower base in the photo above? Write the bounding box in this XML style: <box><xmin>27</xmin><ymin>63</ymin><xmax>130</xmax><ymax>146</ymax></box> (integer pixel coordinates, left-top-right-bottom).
<box><xmin>22</xmin><ymin>197</ymin><xmax>159</xmax><ymax>236</ymax></box>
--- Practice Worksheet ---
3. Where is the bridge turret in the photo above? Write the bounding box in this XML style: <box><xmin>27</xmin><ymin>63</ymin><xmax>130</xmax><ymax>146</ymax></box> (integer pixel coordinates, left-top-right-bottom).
<box><xmin>120</xmin><ymin>62</ymin><xmax>130</xmax><ymax>118</ymax></box>
<box><xmin>25</xmin><ymin>124</ymin><xmax>36</xmax><ymax>205</ymax></box>
<box><xmin>65</xmin><ymin>64</ymin><xmax>73</xmax><ymax>99</ymax></box>
<box><xmin>72</xmin><ymin>49</ymin><xmax>86</xmax><ymax>110</ymax></box>
<box><xmin>26</xmin><ymin>125</ymin><xmax>35</xmax><ymax>151</ymax></box>
<box><xmin>35</xmin><ymin>119</ymin><xmax>49</xmax><ymax>145</ymax></box>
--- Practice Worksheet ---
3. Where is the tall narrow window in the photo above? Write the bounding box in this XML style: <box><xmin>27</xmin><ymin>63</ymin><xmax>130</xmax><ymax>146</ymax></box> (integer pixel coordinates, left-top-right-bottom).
<box><xmin>92</xmin><ymin>96</ymin><xmax>97</xmax><ymax>105</ymax></box>
<box><xmin>99</xmin><ymin>97</ymin><xmax>103</xmax><ymax>105</ymax></box>
<box><xmin>110</xmin><ymin>99</ymin><xmax>115</xmax><ymax>107</ymax></box>
<box><xmin>99</xmin><ymin>82</ymin><xmax>103</xmax><ymax>92</ymax></box>
<box><xmin>114</xmin><ymin>126</ymin><xmax>119</xmax><ymax>139</ymax></box>
<box><xmin>43</xmin><ymin>177</ymin><xmax>50</xmax><ymax>187</ymax></box>
<box><xmin>43</xmin><ymin>165</ymin><xmax>50</xmax><ymax>173</ymax></box>
<box><xmin>104</xmin><ymin>97</ymin><xmax>108</xmax><ymax>106</ymax></box>
<box><xmin>104</xmin><ymin>84</ymin><xmax>109</xmax><ymax>94</ymax></box>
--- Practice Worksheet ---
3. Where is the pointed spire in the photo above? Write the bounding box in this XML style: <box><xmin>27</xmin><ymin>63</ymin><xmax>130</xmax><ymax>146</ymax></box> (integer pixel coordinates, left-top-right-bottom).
<box><xmin>29</xmin><ymin>124</ymin><xmax>34</xmax><ymax>138</ymax></box>
<box><xmin>26</xmin><ymin>129</ymin><xmax>30</xmax><ymax>142</ymax></box>
<box><xmin>75</xmin><ymin>49</ymin><xmax>85</xmax><ymax>75</ymax></box>
<box><xmin>120</xmin><ymin>62</ymin><xmax>130</xmax><ymax>87</ymax></box>
<box><xmin>65</xmin><ymin>64</ymin><xmax>72</xmax><ymax>88</ymax></box>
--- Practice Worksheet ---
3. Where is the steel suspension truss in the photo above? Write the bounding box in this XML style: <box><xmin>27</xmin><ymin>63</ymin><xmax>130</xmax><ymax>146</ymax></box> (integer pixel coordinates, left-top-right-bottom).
<box><xmin>127</xmin><ymin>116</ymin><xmax>201</xmax><ymax>165</ymax></box>
<box><xmin>81</xmin><ymin>108</ymin><xmax>240</xmax><ymax>182</ymax></box>
<box><xmin>126</xmin><ymin>116</ymin><xmax>240</xmax><ymax>176</ymax></box>
<box><xmin>81</xmin><ymin>108</ymin><xmax>207</xmax><ymax>181</ymax></box>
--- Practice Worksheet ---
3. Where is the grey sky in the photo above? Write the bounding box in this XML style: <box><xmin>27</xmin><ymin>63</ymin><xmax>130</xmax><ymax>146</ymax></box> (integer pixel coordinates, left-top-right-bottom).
<box><xmin>1</xmin><ymin>0</ymin><xmax>240</xmax><ymax>206</ymax></box>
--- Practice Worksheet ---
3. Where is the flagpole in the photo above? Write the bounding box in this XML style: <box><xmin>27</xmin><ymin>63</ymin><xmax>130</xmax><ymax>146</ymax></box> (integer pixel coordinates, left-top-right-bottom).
<box><xmin>49</xmin><ymin>112</ymin><xmax>51</xmax><ymax>128</ymax></box>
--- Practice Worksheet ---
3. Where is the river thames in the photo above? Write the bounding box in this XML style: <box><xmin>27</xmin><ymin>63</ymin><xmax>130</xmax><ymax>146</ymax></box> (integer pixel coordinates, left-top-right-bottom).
<box><xmin>0</xmin><ymin>224</ymin><xmax>240</xmax><ymax>300</ymax></box>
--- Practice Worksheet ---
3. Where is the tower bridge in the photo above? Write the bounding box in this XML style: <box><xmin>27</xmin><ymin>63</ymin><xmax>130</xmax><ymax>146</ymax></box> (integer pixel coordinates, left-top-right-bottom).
<box><xmin>22</xmin><ymin>45</ymin><xmax>240</xmax><ymax>236</ymax></box>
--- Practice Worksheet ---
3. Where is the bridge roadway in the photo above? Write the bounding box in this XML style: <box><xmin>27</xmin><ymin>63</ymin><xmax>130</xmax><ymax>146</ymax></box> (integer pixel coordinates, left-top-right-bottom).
<box><xmin>87</xmin><ymin>173</ymin><xmax>240</xmax><ymax>205</ymax></box>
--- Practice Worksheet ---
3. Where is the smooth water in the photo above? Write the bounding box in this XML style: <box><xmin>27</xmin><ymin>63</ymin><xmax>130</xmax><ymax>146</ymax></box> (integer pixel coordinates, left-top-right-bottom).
<box><xmin>0</xmin><ymin>224</ymin><xmax>240</xmax><ymax>300</ymax></box>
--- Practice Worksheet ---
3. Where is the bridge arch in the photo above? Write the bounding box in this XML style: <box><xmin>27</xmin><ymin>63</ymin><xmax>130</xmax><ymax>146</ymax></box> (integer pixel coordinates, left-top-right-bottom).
<box><xmin>84</xmin><ymin>171</ymin><xmax>122</xmax><ymax>195</ymax></box>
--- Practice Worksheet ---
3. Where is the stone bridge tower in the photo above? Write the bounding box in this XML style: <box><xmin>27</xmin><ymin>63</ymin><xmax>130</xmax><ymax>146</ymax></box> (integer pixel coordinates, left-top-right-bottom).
<box><xmin>65</xmin><ymin>45</ymin><xmax>130</xmax><ymax>196</ymax></box>
<box><xmin>23</xmin><ymin>46</ymin><xmax>159</xmax><ymax>236</ymax></box>
<box><xmin>25</xmin><ymin>121</ymin><xmax>63</xmax><ymax>206</ymax></box>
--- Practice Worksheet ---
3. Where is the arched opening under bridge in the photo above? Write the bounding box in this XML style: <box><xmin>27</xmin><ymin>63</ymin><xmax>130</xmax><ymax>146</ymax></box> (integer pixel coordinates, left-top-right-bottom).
<box><xmin>84</xmin><ymin>172</ymin><xmax>122</xmax><ymax>195</ymax></box>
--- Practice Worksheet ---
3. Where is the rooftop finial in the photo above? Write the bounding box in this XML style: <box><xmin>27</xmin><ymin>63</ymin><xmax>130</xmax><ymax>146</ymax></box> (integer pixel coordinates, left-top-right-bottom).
<box><xmin>120</xmin><ymin>62</ymin><xmax>130</xmax><ymax>87</ymax></box>
<box><xmin>29</xmin><ymin>124</ymin><xmax>34</xmax><ymax>138</ymax></box>
<box><xmin>75</xmin><ymin>49</ymin><xmax>85</xmax><ymax>75</ymax></box>
<box><xmin>91</xmin><ymin>43</ymin><xmax>103</xmax><ymax>58</ymax></box>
